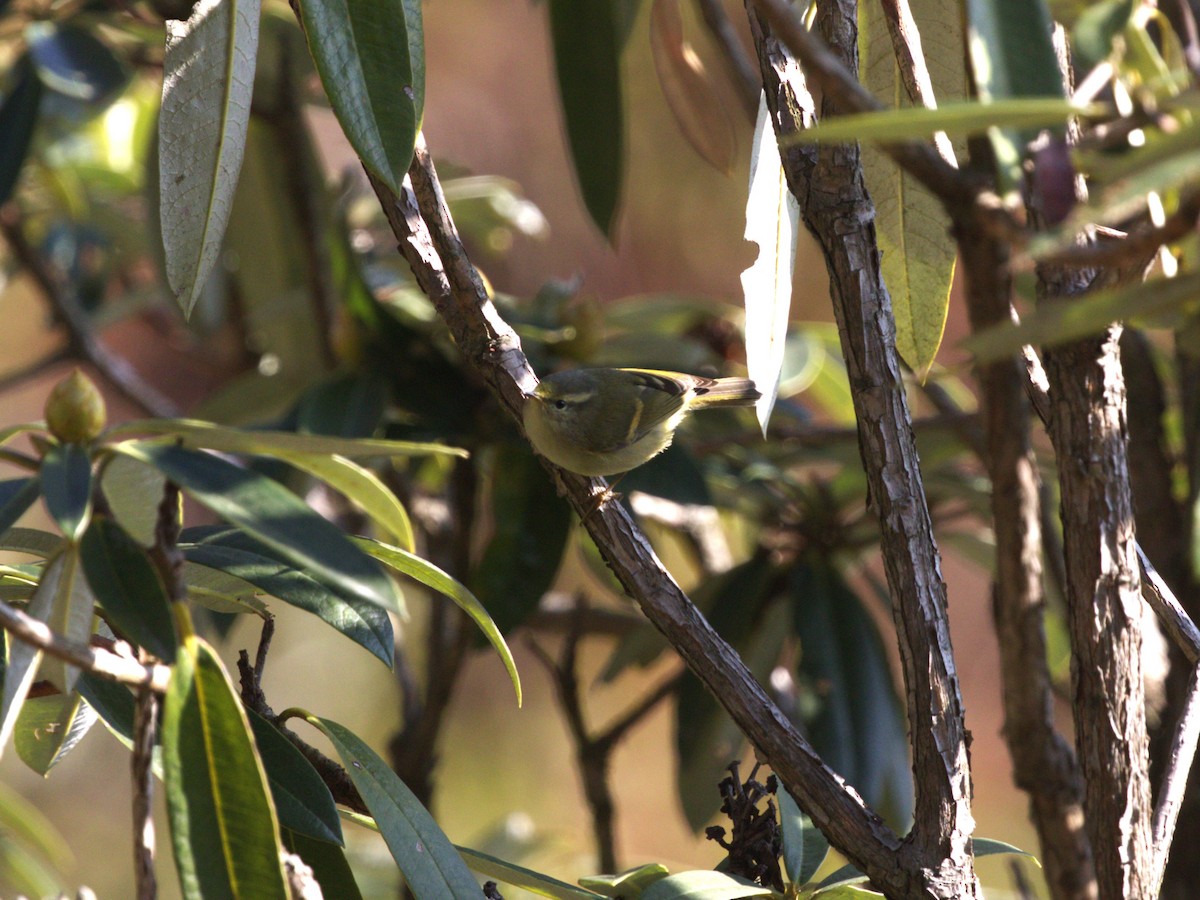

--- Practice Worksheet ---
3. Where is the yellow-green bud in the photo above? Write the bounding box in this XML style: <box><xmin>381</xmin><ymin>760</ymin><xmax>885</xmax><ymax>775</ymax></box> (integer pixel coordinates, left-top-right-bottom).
<box><xmin>45</xmin><ymin>369</ymin><xmax>107</xmax><ymax>444</ymax></box>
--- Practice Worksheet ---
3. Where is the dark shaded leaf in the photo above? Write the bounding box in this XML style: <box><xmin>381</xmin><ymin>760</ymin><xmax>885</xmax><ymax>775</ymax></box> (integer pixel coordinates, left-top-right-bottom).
<box><xmin>297</xmin><ymin>0</ymin><xmax>423</xmax><ymax>194</ymax></box>
<box><xmin>25</xmin><ymin>23</ymin><xmax>128</xmax><ymax>103</ymax></box>
<box><xmin>40</xmin><ymin>443</ymin><xmax>92</xmax><ymax>542</ymax></box>
<box><xmin>791</xmin><ymin>557</ymin><xmax>913</xmax><ymax>829</ymax></box>
<box><xmin>282</xmin><ymin>829</ymin><xmax>363</xmax><ymax>900</ymax></box>
<box><xmin>81</xmin><ymin>517</ymin><xmax>176</xmax><ymax>662</ymax></box>
<box><xmin>0</xmin><ymin>478</ymin><xmax>41</xmax><ymax>539</ymax></box>
<box><xmin>76</xmin><ymin>672</ymin><xmax>136</xmax><ymax>742</ymax></box>
<box><xmin>620</xmin><ymin>441</ymin><xmax>711</xmax><ymax>506</ymax></box>
<box><xmin>472</xmin><ymin>444</ymin><xmax>570</xmax><ymax>635</ymax></box>
<box><xmin>247</xmin><ymin>708</ymin><xmax>343</xmax><ymax>845</ymax></box>
<box><xmin>1072</xmin><ymin>0</ymin><xmax>1135</xmax><ymax>71</ymax></box>
<box><xmin>182</xmin><ymin>528</ymin><xmax>394</xmax><ymax>665</ymax></box>
<box><xmin>0</xmin><ymin>56</ymin><xmax>42</xmax><ymax>205</ymax></box>
<box><xmin>164</xmin><ymin>634</ymin><xmax>288</xmax><ymax>899</ymax></box>
<box><xmin>547</xmin><ymin>0</ymin><xmax>623</xmax><ymax>235</ymax></box>
<box><xmin>117</xmin><ymin>442</ymin><xmax>402</xmax><ymax>614</ymax></box>
<box><xmin>778</xmin><ymin>789</ymin><xmax>828</xmax><ymax>886</ymax></box>
<box><xmin>296</xmin><ymin>371</ymin><xmax>389</xmax><ymax>439</ymax></box>
<box><xmin>304</xmin><ymin>715</ymin><xmax>481</xmax><ymax>898</ymax></box>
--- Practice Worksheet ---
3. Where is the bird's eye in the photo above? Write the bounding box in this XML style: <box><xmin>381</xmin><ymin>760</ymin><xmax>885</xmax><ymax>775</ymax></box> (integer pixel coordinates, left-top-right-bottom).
<box><xmin>554</xmin><ymin>399</ymin><xmax>567</xmax><ymax>410</ymax></box>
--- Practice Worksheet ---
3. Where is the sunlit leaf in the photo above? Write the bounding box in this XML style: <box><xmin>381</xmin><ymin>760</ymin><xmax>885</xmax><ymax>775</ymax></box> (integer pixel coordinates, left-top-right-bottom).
<box><xmin>356</xmin><ymin>536</ymin><xmax>519</xmax><ymax>703</ymax></box>
<box><xmin>298</xmin><ymin>0</ymin><xmax>423</xmax><ymax>194</ymax></box>
<box><xmin>640</xmin><ymin>869</ymin><xmax>773</xmax><ymax>899</ymax></box>
<box><xmin>741</xmin><ymin>94</ymin><xmax>798</xmax><ymax>434</ymax></box>
<box><xmin>581</xmin><ymin>862</ymin><xmax>670</xmax><ymax>894</ymax></box>
<box><xmin>457</xmin><ymin>845</ymin><xmax>605</xmax><ymax>899</ymax></box>
<box><xmin>37</xmin><ymin>547</ymin><xmax>95</xmax><ymax>694</ymax></box>
<box><xmin>159</xmin><ymin>0</ymin><xmax>261</xmax><ymax>315</ymax></box>
<box><xmin>649</xmin><ymin>0</ymin><xmax>735</xmax><ymax>173</ymax></box>
<box><xmin>547</xmin><ymin>0</ymin><xmax>624</xmax><ymax>235</ymax></box>
<box><xmin>304</xmin><ymin>715</ymin><xmax>481</xmax><ymax>898</ymax></box>
<box><xmin>164</xmin><ymin>634</ymin><xmax>288</xmax><ymax>900</ymax></box>
<box><xmin>14</xmin><ymin>692</ymin><xmax>97</xmax><ymax>775</ymax></box>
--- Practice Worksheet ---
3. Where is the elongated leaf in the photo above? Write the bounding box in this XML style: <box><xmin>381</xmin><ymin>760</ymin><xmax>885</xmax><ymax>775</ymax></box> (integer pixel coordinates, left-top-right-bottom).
<box><xmin>0</xmin><ymin>55</ymin><xmax>42</xmax><ymax>206</ymax></box>
<box><xmin>282</xmin><ymin>453</ymin><xmax>414</xmax><ymax>551</ymax></box>
<box><xmin>76</xmin><ymin>672</ymin><xmax>135</xmax><ymax>743</ymax></box>
<box><xmin>0</xmin><ymin>477</ymin><xmax>42</xmax><ymax>539</ymax></box>
<box><xmin>40</xmin><ymin>443</ymin><xmax>93</xmax><ymax>542</ymax></box>
<box><xmin>99</xmin><ymin>453</ymin><xmax>166</xmax><ymax>546</ymax></box>
<box><xmin>37</xmin><ymin>547</ymin><xmax>95</xmax><ymax>694</ymax></box>
<box><xmin>298</xmin><ymin>0</ymin><xmax>423</xmax><ymax>194</ymax></box>
<box><xmin>0</xmin><ymin>527</ymin><xmax>62</xmax><ymax>557</ymax></box>
<box><xmin>183</xmin><ymin>561</ymin><xmax>270</xmax><ymax>615</ymax></box>
<box><xmin>649</xmin><ymin>0</ymin><xmax>735</xmax><ymax>173</ymax></box>
<box><xmin>973</xmin><ymin>836</ymin><xmax>1039</xmax><ymax>863</ymax></box>
<box><xmin>0</xmin><ymin>625</ymin><xmax>43</xmax><ymax>765</ymax></box>
<box><xmin>741</xmin><ymin>94</ymin><xmax>798</xmax><ymax>434</ymax></box>
<box><xmin>640</xmin><ymin>870</ymin><xmax>773</xmax><ymax>900</ymax></box>
<box><xmin>282</xmin><ymin>829</ymin><xmax>363</xmax><ymax>900</ymax></box>
<box><xmin>811</xmin><ymin>886</ymin><xmax>883</xmax><ymax>898</ymax></box>
<box><xmin>159</xmin><ymin>0</ymin><xmax>261</xmax><ymax>315</ymax></box>
<box><xmin>304</xmin><ymin>715</ymin><xmax>481</xmax><ymax>899</ymax></box>
<box><xmin>547</xmin><ymin>0</ymin><xmax>624</xmax><ymax>234</ymax></box>
<box><xmin>471</xmin><ymin>444</ymin><xmax>570</xmax><ymax>636</ymax></box>
<box><xmin>182</xmin><ymin>535</ymin><xmax>394</xmax><ymax>665</ymax></box>
<box><xmin>778</xmin><ymin>789</ymin><xmax>828</xmax><ymax>886</ymax></box>
<box><xmin>580</xmin><ymin>863</ymin><xmax>670</xmax><ymax>894</ymax></box>
<box><xmin>164</xmin><ymin>635</ymin><xmax>288</xmax><ymax>900</ymax></box>
<box><xmin>80</xmin><ymin>517</ymin><xmax>176</xmax><ymax>662</ymax></box>
<box><xmin>247</xmin><ymin>709</ymin><xmax>342</xmax><ymax>845</ymax></box>
<box><xmin>457</xmin><ymin>845</ymin><xmax>604</xmax><ymax>899</ymax></box>
<box><xmin>964</xmin><ymin>271</ymin><xmax>1200</xmax><ymax>363</ymax></box>
<box><xmin>115</xmin><ymin>442</ymin><xmax>402</xmax><ymax>614</ymax></box>
<box><xmin>15</xmin><ymin>692</ymin><xmax>97</xmax><ymax>775</ymax></box>
<box><xmin>113</xmin><ymin>418</ymin><xmax>466</xmax><ymax>460</ymax></box>
<box><xmin>788</xmin><ymin>98</ymin><xmax>1092</xmax><ymax>145</ymax></box>
<box><xmin>355</xmin><ymin>536</ymin><xmax>520</xmax><ymax>705</ymax></box>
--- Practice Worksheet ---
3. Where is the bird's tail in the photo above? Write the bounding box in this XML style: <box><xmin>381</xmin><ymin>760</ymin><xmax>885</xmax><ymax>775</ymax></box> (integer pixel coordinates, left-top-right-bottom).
<box><xmin>690</xmin><ymin>377</ymin><xmax>760</xmax><ymax>408</ymax></box>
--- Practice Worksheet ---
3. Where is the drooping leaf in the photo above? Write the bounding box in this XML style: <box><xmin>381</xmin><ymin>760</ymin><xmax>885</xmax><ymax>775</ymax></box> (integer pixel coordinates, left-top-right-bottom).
<box><xmin>304</xmin><ymin>715</ymin><xmax>481</xmax><ymax>899</ymax></box>
<box><xmin>282</xmin><ymin>829</ymin><xmax>364</xmax><ymax>900</ymax></box>
<box><xmin>456</xmin><ymin>845</ymin><xmax>605</xmax><ymax>899</ymax></box>
<box><xmin>0</xmin><ymin>55</ymin><xmax>43</xmax><ymax>206</ymax></box>
<box><xmin>741</xmin><ymin>94</ymin><xmax>798</xmax><ymax>435</ymax></box>
<box><xmin>25</xmin><ymin>22</ymin><xmax>128</xmax><ymax>104</ymax></box>
<box><xmin>778</xmin><ymin>789</ymin><xmax>828</xmax><ymax>886</ymax></box>
<box><xmin>471</xmin><ymin>444</ymin><xmax>571</xmax><ymax>636</ymax></box>
<box><xmin>649</xmin><ymin>0</ymin><xmax>735</xmax><ymax>173</ymax></box>
<box><xmin>0</xmin><ymin>478</ymin><xmax>42</xmax><ymax>539</ymax></box>
<box><xmin>182</xmin><ymin>526</ymin><xmax>395</xmax><ymax>665</ymax></box>
<box><xmin>246</xmin><ymin>708</ymin><xmax>343</xmax><ymax>845</ymax></box>
<box><xmin>14</xmin><ymin>692</ymin><xmax>97</xmax><ymax>775</ymax></box>
<box><xmin>973</xmin><ymin>836</ymin><xmax>1040</xmax><ymax>863</ymax></box>
<box><xmin>80</xmin><ymin>517</ymin><xmax>176</xmax><ymax>662</ymax></box>
<box><xmin>115</xmin><ymin>442</ymin><xmax>403</xmax><ymax>615</ymax></box>
<box><xmin>355</xmin><ymin>536</ymin><xmax>521</xmax><ymax>705</ymax></box>
<box><xmin>35</xmin><ymin>547</ymin><xmax>95</xmax><ymax>694</ymax></box>
<box><xmin>159</xmin><ymin>0</ymin><xmax>262</xmax><ymax>315</ymax></box>
<box><xmin>163</xmin><ymin>634</ymin><xmax>288</xmax><ymax>900</ymax></box>
<box><xmin>639</xmin><ymin>869</ymin><xmax>773</xmax><ymax>900</ymax></box>
<box><xmin>284</xmin><ymin>452</ymin><xmax>415</xmax><ymax>552</ymax></box>
<box><xmin>297</xmin><ymin>0</ymin><xmax>423</xmax><ymax>194</ymax></box>
<box><xmin>580</xmin><ymin>862</ymin><xmax>670</xmax><ymax>895</ymax></box>
<box><xmin>547</xmin><ymin>0</ymin><xmax>624</xmax><ymax>235</ymax></box>
<box><xmin>40</xmin><ymin>443</ymin><xmax>93</xmax><ymax>542</ymax></box>
<box><xmin>791</xmin><ymin>558</ymin><xmax>913</xmax><ymax>829</ymax></box>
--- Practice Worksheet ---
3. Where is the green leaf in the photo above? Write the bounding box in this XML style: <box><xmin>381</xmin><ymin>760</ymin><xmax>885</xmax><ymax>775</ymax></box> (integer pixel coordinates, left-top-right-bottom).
<box><xmin>76</xmin><ymin>672</ymin><xmax>135</xmax><ymax>743</ymax></box>
<box><xmin>115</xmin><ymin>442</ymin><xmax>403</xmax><ymax>615</ymax></box>
<box><xmin>80</xmin><ymin>517</ymin><xmax>176</xmax><ymax>662</ymax></box>
<box><xmin>0</xmin><ymin>527</ymin><xmax>62</xmax><ymax>557</ymax></box>
<box><xmin>0</xmin><ymin>55</ymin><xmax>42</xmax><ymax>206</ymax></box>
<box><xmin>791</xmin><ymin>558</ymin><xmax>913</xmax><ymax>829</ymax></box>
<box><xmin>0</xmin><ymin>477</ymin><xmax>42</xmax><ymax>539</ymax></box>
<box><xmin>355</xmin><ymin>536</ymin><xmax>521</xmax><ymax>705</ymax></box>
<box><xmin>580</xmin><ymin>862</ymin><xmax>670</xmax><ymax>895</ymax></box>
<box><xmin>295</xmin><ymin>370</ymin><xmax>389</xmax><ymax>439</ymax></box>
<box><xmin>99</xmin><ymin>453</ymin><xmax>166</xmax><ymax>546</ymax></box>
<box><xmin>1071</xmin><ymin>0</ymin><xmax>1135</xmax><ymax>72</ymax></box>
<box><xmin>0</xmin><ymin>625</ymin><xmax>43</xmax><ymax>764</ymax></box>
<box><xmin>963</xmin><ymin>271</ymin><xmax>1200</xmax><ymax>363</ymax></box>
<box><xmin>973</xmin><ymin>836</ymin><xmax>1040</xmax><ymax>864</ymax></box>
<box><xmin>812</xmin><ymin>863</ymin><xmax>869</xmax><ymax>891</ymax></box>
<box><xmin>811</xmin><ymin>886</ymin><xmax>883</xmax><ymax>898</ymax></box>
<box><xmin>15</xmin><ymin>692</ymin><xmax>97</xmax><ymax>775</ymax></box>
<box><xmin>246</xmin><ymin>708</ymin><xmax>343</xmax><ymax>845</ymax></box>
<box><xmin>182</xmin><ymin>528</ymin><xmax>394</xmax><ymax>665</ymax></box>
<box><xmin>640</xmin><ymin>870</ymin><xmax>774</xmax><ymax>900</ymax></box>
<box><xmin>457</xmin><ymin>845</ymin><xmax>605</xmax><ymax>899</ymax></box>
<box><xmin>282</xmin><ymin>829</ymin><xmax>364</xmax><ymax>900</ymax></box>
<box><xmin>472</xmin><ymin>444</ymin><xmax>571</xmax><ymax>636</ymax></box>
<box><xmin>164</xmin><ymin>635</ymin><xmax>288</xmax><ymax>900</ymax></box>
<box><xmin>0</xmin><ymin>782</ymin><xmax>73</xmax><ymax>897</ymax></box>
<box><xmin>159</xmin><ymin>0</ymin><xmax>261</xmax><ymax>315</ymax></box>
<box><xmin>778</xmin><ymin>790</ymin><xmax>828</xmax><ymax>886</ymax></box>
<box><xmin>298</xmin><ymin>0</ymin><xmax>423</xmax><ymax>194</ymax></box>
<box><xmin>741</xmin><ymin>95</ymin><xmax>798</xmax><ymax>434</ymax></box>
<box><xmin>37</xmin><ymin>547</ymin><xmax>95</xmax><ymax>694</ymax></box>
<box><xmin>547</xmin><ymin>0</ymin><xmax>624</xmax><ymax>234</ymax></box>
<box><xmin>40</xmin><ymin>443</ymin><xmax>93</xmax><ymax>542</ymax></box>
<box><xmin>113</xmin><ymin>418</ymin><xmax>466</xmax><ymax>460</ymax></box>
<box><xmin>303</xmin><ymin>715</ymin><xmax>481</xmax><ymax>899</ymax></box>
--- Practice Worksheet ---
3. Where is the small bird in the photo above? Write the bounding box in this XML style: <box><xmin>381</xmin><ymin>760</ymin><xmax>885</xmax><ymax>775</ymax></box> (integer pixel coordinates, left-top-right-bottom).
<box><xmin>522</xmin><ymin>368</ymin><xmax>760</xmax><ymax>477</ymax></box>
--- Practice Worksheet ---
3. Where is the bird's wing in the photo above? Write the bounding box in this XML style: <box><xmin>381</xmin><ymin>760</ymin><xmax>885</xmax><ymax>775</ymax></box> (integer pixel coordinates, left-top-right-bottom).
<box><xmin>608</xmin><ymin>369</ymin><xmax>692</xmax><ymax>447</ymax></box>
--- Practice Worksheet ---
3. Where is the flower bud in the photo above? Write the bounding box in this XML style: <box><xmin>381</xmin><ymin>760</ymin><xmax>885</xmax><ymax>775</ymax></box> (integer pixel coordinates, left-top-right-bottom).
<box><xmin>45</xmin><ymin>369</ymin><xmax>107</xmax><ymax>444</ymax></box>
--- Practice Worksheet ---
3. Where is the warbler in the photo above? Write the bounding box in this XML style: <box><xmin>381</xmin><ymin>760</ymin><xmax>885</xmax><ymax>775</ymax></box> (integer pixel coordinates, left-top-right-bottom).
<box><xmin>522</xmin><ymin>368</ymin><xmax>760</xmax><ymax>477</ymax></box>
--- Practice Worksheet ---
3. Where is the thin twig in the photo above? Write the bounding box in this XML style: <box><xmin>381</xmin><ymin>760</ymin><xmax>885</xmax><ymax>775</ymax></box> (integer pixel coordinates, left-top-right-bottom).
<box><xmin>695</xmin><ymin>0</ymin><xmax>761</xmax><ymax>117</ymax></box>
<box><xmin>1152</xmin><ymin>665</ymin><xmax>1200</xmax><ymax>894</ymax></box>
<box><xmin>132</xmin><ymin>674</ymin><xmax>159</xmax><ymax>900</ymax></box>
<box><xmin>0</xmin><ymin>204</ymin><xmax>181</xmax><ymax>418</ymax></box>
